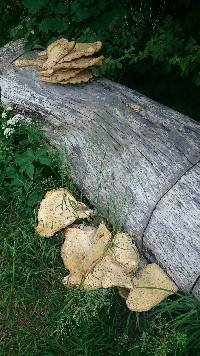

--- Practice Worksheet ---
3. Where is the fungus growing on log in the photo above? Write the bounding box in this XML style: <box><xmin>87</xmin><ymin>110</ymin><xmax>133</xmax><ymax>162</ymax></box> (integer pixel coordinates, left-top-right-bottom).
<box><xmin>15</xmin><ymin>58</ymin><xmax>45</xmax><ymax>68</ymax></box>
<box><xmin>108</xmin><ymin>233</ymin><xmax>140</xmax><ymax>273</ymax></box>
<box><xmin>126</xmin><ymin>263</ymin><xmax>178</xmax><ymax>312</ymax></box>
<box><xmin>61</xmin><ymin>224</ymin><xmax>112</xmax><ymax>288</ymax></box>
<box><xmin>15</xmin><ymin>38</ymin><xmax>103</xmax><ymax>84</ymax></box>
<box><xmin>36</xmin><ymin>188</ymin><xmax>92</xmax><ymax>237</ymax></box>
<box><xmin>43</xmin><ymin>38</ymin><xmax>75</xmax><ymax>69</ymax></box>
<box><xmin>39</xmin><ymin>69</ymin><xmax>82</xmax><ymax>84</ymax></box>
<box><xmin>61</xmin><ymin>70</ymin><xmax>93</xmax><ymax>84</ymax></box>
<box><xmin>39</xmin><ymin>56</ymin><xmax>104</xmax><ymax>77</ymax></box>
<box><xmin>83</xmin><ymin>232</ymin><xmax>140</xmax><ymax>290</ymax></box>
<box><xmin>37</xmin><ymin>50</ymin><xmax>47</xmax><ymax>59</ymax></box>
<box><xmin>58</xmin><ymin>41</ymin><xmax>102</xmax><ymax>63</ymax></box>
<box><xmin>61</xmin><ymin>225</ymin><xmax>140</xmax><ymax>291</ymax></box>
<box><xmin>83</xmin><ymin>255</ymin><xmax>134</xmax><ymax>290</ymax></box>
<box><xmin>36</xmin><ymin>189</ymin><xmax>178</xmax><ymax>310</ymax></box>
<box><xmin>3</xmin><ymin>40</ymin><xmax>198</xmax><ymax>302</ymax></box>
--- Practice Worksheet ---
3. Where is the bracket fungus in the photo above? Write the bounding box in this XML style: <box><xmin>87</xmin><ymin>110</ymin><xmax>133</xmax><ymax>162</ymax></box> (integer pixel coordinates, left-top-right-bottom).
<box><xmin>36</xmin><ymin>188</ymin><xmax>92</xmax><ymax>237</ymax></box>
<box><xmin>15</xmin><ymin>38</ymin><xmax>104</xmax><ymax>84</ymax></box>
<box><xmin>126</xmin><ymin>263</ymin><xmax>178</xmax><ymax>312</ymax></box>
<box><xmin>61</xmin><ymin>225</ymin><xmax>140</xmax><ymax>291</ymax></box>
<box><xmin>15</xmin><ymin>58</ymin><xmax>45</xmax><ymax>69</ymax></box>
<box><xmin>36</xmin><ymin>189</ymin><xmax>178</xmax><ymax>311</ymax></box>
<box><xmin>37</xmin><ymin>50</ymin><xmax>47</xmax><ymax>59</ymax></box>
<box><xmin>61</xmin><ymin>224</ymin><xmax>112</xmax><ymax>288</ymax></box>
<box><xmin>43</xmin><ymin>38</ymin><xmax>75</xmax><ymax>70</ymax></box>
<box><xmin>58</xmin><ymin>41</ymin><xmax>102</xmax><ymax>63</ymax></box>
<box><xmin>39</xmin><ymin>68</ymin><xmax>82</xmax><ymax>84</ymax></box>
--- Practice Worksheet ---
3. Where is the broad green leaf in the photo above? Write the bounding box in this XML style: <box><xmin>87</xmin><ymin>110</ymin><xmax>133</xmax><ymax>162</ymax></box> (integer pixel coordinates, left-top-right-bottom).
<box><xmin>22</xmin><ymin>0</ymin><xmax>49</xmax><ymax>13</ymax></box>
<box><xmin>24</xmin><ymin>163</ymin><xmax>35</xmax><ymax>179</ymax></box>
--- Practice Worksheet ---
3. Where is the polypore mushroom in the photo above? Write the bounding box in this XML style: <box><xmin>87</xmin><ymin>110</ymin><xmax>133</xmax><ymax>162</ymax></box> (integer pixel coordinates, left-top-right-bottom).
<box><xmin>39</xmin><ymin>56</ymin><xmax>104</xmax><ymax>77</ymax></box>
<box><xmin>37</xmin><ymin>50</ymin><xmax>47</xmax><ymax>59</ymax></box>
<box><xmin>43</xmin><ymin>39</ymin><xmax>75</xmax><ymax>70</ymax></box>
<box><xmin>83</xmin><ymin>254</ymin><xmax>134</xmax><ymax>290</ymax></box>
<box><xmin>39</xmin><ymin>68</ymin><xmax>82</xmax><ymax>83</ymax></box>
<box><xmin>61</xmin><ymin>225</ymin><xmax>97</xmax><ymax>287</ymax></box>
<box><xmin>62</xmin><ymin>224</ymin><xmax>112</xmax><ymax>288</ymax></box>
<box><xmin>83</xmin><ymin>232</ymin><xmax>140</xmax><ymax>290</ymax></box>
<box><xmin>15</xmin><ymin>38</ymin><xmax>103</xmax><ymax>85</ymax></box>
<box><xmin>62</xmin><ymin>225</ymin><xmax>141</xmax><ymax>291</ymax></box>
<box><xmin>15</xmin><ymin>58</ymin><xmax>45</xmax><ymax>68</ymax></box>
<box><xmin>36</xmin><ymin>188</ymin><xmax>92</xmax><ymax>237</ymax></box>
<box><xmin>58</xmin><ymin>41</ymin><xmax>102</xmax><ymax>63</ymax></box>
<box><xmin>61</xmin><ymin>70</ymin><xmax>93</xmax><ymax>84</ymax></box>
<box><xmin>126</xmin><ymin>263</ymin><xmax>178</xmax><ymax>312</ymax></box>
<box><xmin>108</xmin><ymin>233</ymin><xmax>140</xmax><ymax>274</ymax></box>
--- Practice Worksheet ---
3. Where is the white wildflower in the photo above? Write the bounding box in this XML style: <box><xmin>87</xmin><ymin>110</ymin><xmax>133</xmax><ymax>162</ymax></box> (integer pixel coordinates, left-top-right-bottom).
<box><xmin>1</xmin><ymin>111</ymin><xmax>7</xmax><ymax>119</ymax></box>
<box><xmin>3</xmin><ymin>127</ymin><xmax>15</xmax><ymax>137</ymax></box>
<box><xmin>30</xmin><ymin>30</ymin><xmax>35</xmax><ymax>35</ymax></box>
<box><xmin>25</xmin><ymin>117</ymin><xmax>32</xmax><ymax>124</ymax></box>
<box><xmin>6</xmin><ymin>114</ymin><xmax>24</xmax><ymax>126</ymax></box>
<box><xmin>6</xmin><ymin>106</ymin><xmax>13</xmax><ymax>111</ymax></box>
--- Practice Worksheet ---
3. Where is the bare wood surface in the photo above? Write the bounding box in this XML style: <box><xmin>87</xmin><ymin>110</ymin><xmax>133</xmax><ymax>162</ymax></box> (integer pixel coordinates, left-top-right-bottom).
<box><xmin>0</xmin><ymin>40</ymin><xmax>199</xmax><ymax>297</ymax></box>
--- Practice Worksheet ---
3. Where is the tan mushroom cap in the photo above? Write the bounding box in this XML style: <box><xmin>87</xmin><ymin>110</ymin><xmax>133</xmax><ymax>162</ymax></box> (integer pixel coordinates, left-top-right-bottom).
<box><xmin>108</xmin><ymin>233</ymin><xmax>140</xmax><ymax>274</ymax></box>
<box><xmin>61</xmin><ymin>223</ymin><xmax>112</xmax><ymax>288</ymax></box>
<box><xmin>15</xmin><ymin>38</ymin><xmax>103</xmax><ymax>86</ymax></box>
<box><xmin>61</xmin><ymin>224</ymin><xmax>141</xmax><ymax>291</ymax></box>
<box><xmin>36</xmin><ymin>188</ymin><xmax>92</xmax><ymax>237</ymax></box>
<box><xmin>84</xmin><ymin>254</ymin><xmax>133</xmax><ymax>291</ymax></box>
<box><xmin>15</xmin><ymin>58</ymin><xmax>45</xmax><ymax>68</ymax></box>
<box><xmin>40</xmin><ymin>56</ymin><xmax>104</xmax><ymax>77</ymax></box>
<box><xmin>61</xmin><ymin>70</ymin><xmax>93</xmax><ymax>84</ymax></box>
<box><xmin>83</xmin><ymin>232</ymin><xmax>139</xmax><ymax>291</ymax></box>
<box><xmin>43</xmin><ymin>39</ymin><xmax>75</xmax><ymax>69</ymax></box>
<box><xmin>39</xmin><ymin>68</ymin><xmax>82</xmax><ymax>83</ymax></box>
<box><xmin>58</xmin><ymin>41</ymin><xmax>102</xmax><ymax>63</ymax></box>
<box><xmin>37</xmin><ymin>50</ymin><xmax>47</xmax><ymax>59</ymax></box>
<box><xmin>54</xmin><ymin>55</ymin><xmax>104</xmax><ymax>70</ymax></box>
<box><xmin>126</xmin><ymin>263</ymin><xmax>178</xmax><ymax>312</ymax></box>
<box><xmin>61</xmin><ymin>225</ymin><xmax>97</xmax><ymax>287</ymax></box>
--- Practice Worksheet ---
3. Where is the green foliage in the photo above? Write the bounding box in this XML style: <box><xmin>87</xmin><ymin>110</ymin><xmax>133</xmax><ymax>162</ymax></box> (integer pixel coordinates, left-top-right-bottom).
<box><xmin>18</xmin><ymin>0</ymin><xmax>200</xmax><ymax>85</ymax></box>
<box><xmin>0</xmin><ymin>110</ymin><xmax>56</xmax><ymax>211</ymax></box>
<box><xmin>152</xmin><ymin>294</ymin><xmax>200</xmax><ymax>354</ymax></box>
<box><xmin>1</xmin><ymin>1</ymin><xmax>200</xmax><ymax>120</ymax></box>
<box><xmin>0</xmin><ymin>105</ymin><xmax>133</xmax><ymax>355</ymax></box>
<box><xmin>0</xmin><ymin>0</ymin><xmax>24</xmax><ymax>46</ymax></box>
<box><xmin>132</xmin><ymin>318</ymin><xmax>187</xmax><ymax>355</ymax></box>
<box><xmin>0</xmin><ymin>107</ymin><xmax>83</xmax><ymax>215</ymax></box>
<box><xmin>132</xmin><ymin>294</ymin><xmax>200</xmax><ymax>355</ymax></box>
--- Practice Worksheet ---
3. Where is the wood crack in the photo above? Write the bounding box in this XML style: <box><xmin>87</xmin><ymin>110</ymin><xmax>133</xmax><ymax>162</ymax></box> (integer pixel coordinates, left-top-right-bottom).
<box><xmin>141</xmin><ymin>159</ymin><xmax>200</xmax><ymax>248</ymax></box>
<box><xmin>191</xmin><ymin>274</ymin><xmax>200</xmax><ymax>292</ymax></box>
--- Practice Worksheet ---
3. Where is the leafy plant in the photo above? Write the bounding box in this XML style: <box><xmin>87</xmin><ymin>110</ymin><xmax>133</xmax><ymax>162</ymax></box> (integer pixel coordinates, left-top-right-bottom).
<box><xmin>0</xmin><ymin>110</ymin><xmax>56</xmax><ymax>210</ymax></box>
<box><xmin>0</xmin><ymin>0</ymin><xmax>24</xmax><ymax>46</ymax></box>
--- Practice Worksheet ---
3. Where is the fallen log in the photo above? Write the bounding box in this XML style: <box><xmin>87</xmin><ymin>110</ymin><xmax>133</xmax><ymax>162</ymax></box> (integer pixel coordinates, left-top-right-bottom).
<box><xmin>0</xmin><ymin>40</ymin><xmax>200</xmax><ymax>298</ymax></box>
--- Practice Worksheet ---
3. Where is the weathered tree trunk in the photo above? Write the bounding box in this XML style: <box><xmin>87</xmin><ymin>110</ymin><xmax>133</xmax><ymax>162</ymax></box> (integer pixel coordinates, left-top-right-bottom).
<box><xmin>0</xmin><ymin>40</ymin><xmax>200</xmax><ymax>298</ymax></box>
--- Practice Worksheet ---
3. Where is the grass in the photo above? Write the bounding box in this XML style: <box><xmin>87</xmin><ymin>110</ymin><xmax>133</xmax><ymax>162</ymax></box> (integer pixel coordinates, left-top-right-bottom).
<box><xmin>0</xmin><ymin>106</ymin><xmax>200</xmax><ymax>356</ymax></box>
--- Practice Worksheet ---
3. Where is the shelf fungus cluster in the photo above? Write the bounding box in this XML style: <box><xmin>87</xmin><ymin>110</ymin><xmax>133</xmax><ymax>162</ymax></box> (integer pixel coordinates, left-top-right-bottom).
<box><xmin>36</xmin><ymin>188</ymin><xmax>178</xmax><ymax>312</ymax></box>
<box><xmin>15</xmin><ymin>38</ymin><xmax>104</xmax><ymax>84</ymax></box>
